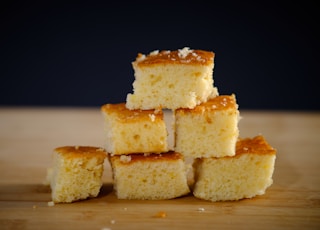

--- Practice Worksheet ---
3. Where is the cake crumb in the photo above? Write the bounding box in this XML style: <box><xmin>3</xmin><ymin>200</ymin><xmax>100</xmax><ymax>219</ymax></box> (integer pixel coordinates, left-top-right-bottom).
<box><xmin>47</xmin><ymin>201</ymin><xmax>55</xmax><ymax>207</ymax></box>
<box><xmin>196</xmin><ymin>55</ymin><xmax>204</xmax><ymax>62</ymax></box>
<box><xmin>178</xmin><ymin>47</ymin><xmax>193</xmax><ymax>58</ymax></box>
<box><xmin>136</xmin><ymin>53</ymin><xmax>146</xmax><ymax>62</ymax></box>
<box><xmin>120</xmin><ymin>155</ymin><xmax>132</xmax><ymax>163</ymax></box>
<box><xmin>150</xmin><ymin>50</ymin><xmax>159</xmax><ymax>56</ymax></box>
<box><xmin>149</xmin><ymin>114</ymin><xmax>156</xmax><ymax>122</ymax></box>
<box><xmin>197</xmin><ymin>207</ymin><xmax>205</xmax><ymax>212</ymax></box>
<box><xmin>154</xmin><ymin>211</ymin><xmax>167</xmax><ymax>218</ymax></box>
<box><xmin>154</xmin><ymin>107</ymin><xmax>162</xmax><ymax>114</ymax></box>
<box><xmin>110</xmin><ymin>219</ymin><xmax>116</xmax><ymax>224</ymax></box>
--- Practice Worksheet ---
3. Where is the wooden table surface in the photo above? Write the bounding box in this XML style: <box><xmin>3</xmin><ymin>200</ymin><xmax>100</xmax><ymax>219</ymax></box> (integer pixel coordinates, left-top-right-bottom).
<box><xmin>0</xmin><ymin>107</ymin><xmax>319</xmax><ymax>230</ymax></box>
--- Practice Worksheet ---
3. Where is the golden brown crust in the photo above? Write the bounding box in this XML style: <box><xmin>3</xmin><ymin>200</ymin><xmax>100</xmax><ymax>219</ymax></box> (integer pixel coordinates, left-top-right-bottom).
<box><xmin>236</xmin><ymin>135</ymin><xmax>276</xmax><ymax>156</ymax></box>
<box><xmin>109</xmin><ymin>151</ymin><xmax>183</xmax><ymax>165</ymax></box>
<box><xmin>54</xmin><ymin>146</ymin><xmax>107</xmax><ymax>159</ymax></box>
<box><xmin>101</xmin><ymin>103</ymin><xmax>163</xmax><ymax>123</ymax></box>
<box><xmin>134</xmin><ymin>48</ymin><xmax>214</xmax><ymax>67</ymax></box>
<box><xmin>176</xmin><ymin>95</ymin><xmax>238</xmax><ymax>115</ymax></box>
<box><xmin>195</xmin><ymin>136</ymin><xmax>276</xmax><ymax>163</ymax></box>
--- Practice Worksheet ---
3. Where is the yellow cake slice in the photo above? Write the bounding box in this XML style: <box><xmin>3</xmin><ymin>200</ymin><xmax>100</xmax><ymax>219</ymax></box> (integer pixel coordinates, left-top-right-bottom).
<box><xmin>126</xmin><ymin>47</ymin><xmax>219</xmax><ymax>110</ymax></box>
<box><xmin>192</xmin><ymin>135</ymin><xmax>276</xmax><ymax>202</ymax></box>
<box><xmin>47</xmin><ymin>146</ymin><xmax>107</xmax><ymax>203</ymax></box>
<box><xmin>175</xmin><ymin>94</ymin><xmax>240</xmax><ymax>158</ymax></box>
<box><xmin>108</xmin><ymin>151</ymin><xmax>190</xmax><ymax>200</ymax></box>
<box><xmin>101</xmin><ymin>103</ymin><xmax>168</xmax><ymax>155</ymax></box>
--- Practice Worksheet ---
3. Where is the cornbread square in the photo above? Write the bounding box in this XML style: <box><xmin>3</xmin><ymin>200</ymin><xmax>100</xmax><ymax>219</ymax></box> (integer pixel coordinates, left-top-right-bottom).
<box><xmin>101</xmin><ymin>103</ymin><xmax>168</xmax><ymax>155</ymax></box>
<box><xmin>126</xmin><ymin>47</ymin><xmax>219</xmax><ymax>110</ymax></box>
<box><xmin>108</xmin><ymin>152</ymin><xmax>190</xmax><ymax>200</ymax></box>
<box><xmin>47</xmin><ymin>146</ymin><xmax>107</xmax><ymax>203</ymax></box>
<box><xmin>193</xmin><ymin>135</ymin><xmax>276</xmax><ymax>202</ymax></box>
<box><xmin>175</xmin><ymin>94</ymin><xmax>240</xmax><ymax>158</ymax></box>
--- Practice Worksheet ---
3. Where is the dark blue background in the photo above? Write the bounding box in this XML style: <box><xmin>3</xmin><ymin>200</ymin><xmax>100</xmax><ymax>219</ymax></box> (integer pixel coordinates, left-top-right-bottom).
<box><xmin>1</xmin><ymin>1</ymin><xmax>319</xmax><ymax>110</ymax></box>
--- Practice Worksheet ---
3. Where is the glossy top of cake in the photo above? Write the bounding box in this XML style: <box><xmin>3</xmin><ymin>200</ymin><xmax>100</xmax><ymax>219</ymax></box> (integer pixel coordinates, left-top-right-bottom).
<box><xmin>133</xmin><ymin>47</ymin><xmax>214</xmax><ymax>66</ymax></box>
<box><xmin>109</xmin><ymin>151</ymin><xmax>183</xmax><ymax>164</ymax></box>
<box><xmin>176</xmin><ymin>95</ymin><xmax>238</xmax><ymax>114</ymax></box>
<box><xmin>101</xmin><ymin>103</ymin><xmax>163</xmax><ymax>122</ymax></box>
<box><xmin>236</xmin><ymin>135</ymin><xmax>276</xmax><ymax>156</ymax></box>
<box><xmin>54</xmin><ymin>146</ymin><xmax>107</xmax><ymax>159</ymax></box>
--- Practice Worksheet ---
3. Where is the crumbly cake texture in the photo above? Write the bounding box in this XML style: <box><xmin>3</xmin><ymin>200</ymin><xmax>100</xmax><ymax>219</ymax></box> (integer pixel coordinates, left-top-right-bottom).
<box><xmin>192</xmin><ymin>135</ymin><xmax>276</xmax><ymax>202</ymax></box>
<box><xmin>108</xmin><ymin>152</ymin><xmax>191</xmax><ymax>200</ymax></box>
<box><xmin>175</xmin><ymin>94</ymin><xmax>240</xmax><ymax>158</ymax></box>
<box><xmin>48</xmin><ymin>146</ymin><xmax>107</xmax><ymax>203</ymax></box>
<box><xmin>101</xmin><ymin>103</ymin><xmax>168</xmax><ymax>155</ymax></box>
<box><xmin>126</xmin><ymin>47</ymin><xmax>219</xmax><ymax>110</ymax></box>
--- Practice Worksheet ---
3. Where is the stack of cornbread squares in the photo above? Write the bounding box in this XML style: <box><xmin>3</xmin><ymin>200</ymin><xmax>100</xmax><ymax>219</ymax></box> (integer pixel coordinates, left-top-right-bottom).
<box><xmin>101</xmin><ymin>47</ymin><xmax>277</xmax><ymax>201</ymax></box>
<box><xmin>46</xmin><ymin>47</ymin><xmax>276</xmax><ymax>203</ymax></box>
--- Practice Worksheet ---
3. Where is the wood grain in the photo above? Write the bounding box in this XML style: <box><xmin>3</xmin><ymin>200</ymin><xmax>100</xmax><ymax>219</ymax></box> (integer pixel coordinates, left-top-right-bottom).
<box><xmin>0</xmin><ymin>107</ymin><xmax>319</xmax><ymax>230</ymax></box>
